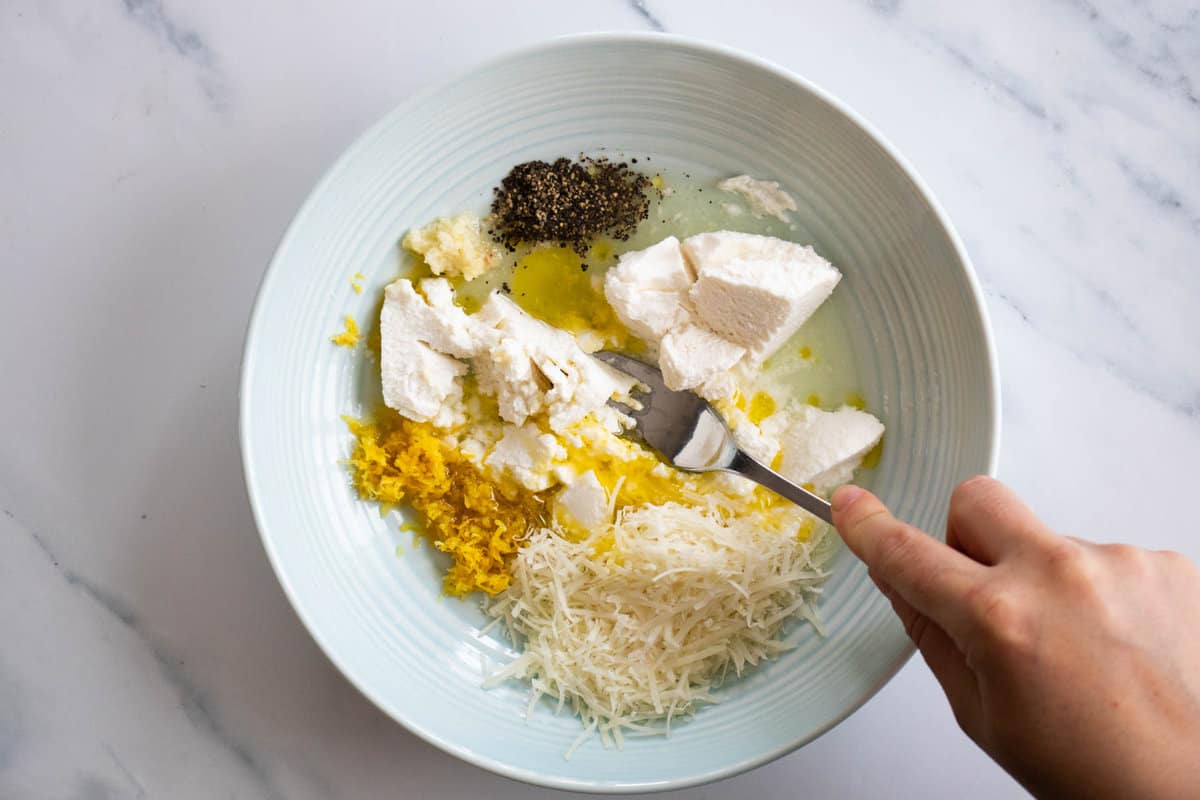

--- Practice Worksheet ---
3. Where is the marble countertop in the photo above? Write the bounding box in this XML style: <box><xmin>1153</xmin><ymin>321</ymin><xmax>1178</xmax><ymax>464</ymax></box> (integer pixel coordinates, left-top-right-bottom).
<box><xmin>2</xmin><ymin>1</ymin><xmax>1197</xmax><ymax>797</ymax></box>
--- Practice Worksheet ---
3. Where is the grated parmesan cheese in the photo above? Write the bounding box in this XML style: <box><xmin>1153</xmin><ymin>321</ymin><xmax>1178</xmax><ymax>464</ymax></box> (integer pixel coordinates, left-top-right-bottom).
<box><xmin>483</xmin><ymin>502</ymin><xmax>833</xmax><ymax>751</ymax></box>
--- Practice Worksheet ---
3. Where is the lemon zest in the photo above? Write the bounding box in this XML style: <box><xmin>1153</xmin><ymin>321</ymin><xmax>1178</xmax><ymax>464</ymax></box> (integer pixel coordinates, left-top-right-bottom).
<box><xmin>331</xmin><ymin>316</ymin><xmax>361</xmax><ymax>348</ymax></box>
<box><xmin>343</xmin><ymin>411</ymin><xmax>545</xmax><ymax>596</ymax></box>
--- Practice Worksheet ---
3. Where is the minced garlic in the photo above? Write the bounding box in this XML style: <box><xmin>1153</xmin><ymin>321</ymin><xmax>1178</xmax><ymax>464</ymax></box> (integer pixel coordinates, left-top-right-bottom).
<box><xmin>403</xmin><ymin>214</ymin><xmax>503</xmax><ymax>282</ymax></box>
<box><xmin>343</xmin><ymin>410</ymin><xmax>546</xmax><ymax>596</ymax></box>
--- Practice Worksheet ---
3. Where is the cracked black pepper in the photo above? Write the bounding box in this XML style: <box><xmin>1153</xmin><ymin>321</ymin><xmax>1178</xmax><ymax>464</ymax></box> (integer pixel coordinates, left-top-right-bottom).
<box><xmin>488</xmin><ymin>157</ymin><xmax>653</xmax><ymax>254</ymax></box>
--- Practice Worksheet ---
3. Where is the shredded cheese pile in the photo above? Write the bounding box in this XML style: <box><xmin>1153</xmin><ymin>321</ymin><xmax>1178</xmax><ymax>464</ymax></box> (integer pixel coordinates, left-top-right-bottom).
<box><xmin>344</xmin><ymin>411</ymin><xmax>546</xmax><ymax>596</ymax></box>
<box><xmin>484</xmin><ymin>502</ymin><xmax>832</xmax><ymax>751</ymax></box>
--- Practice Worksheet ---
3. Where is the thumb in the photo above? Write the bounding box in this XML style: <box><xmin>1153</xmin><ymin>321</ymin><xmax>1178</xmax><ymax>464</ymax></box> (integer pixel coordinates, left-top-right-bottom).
<box><xmin>832</xmin><ymin>485</ymin><xmax>984</xmax><ymax>644</ymax></box>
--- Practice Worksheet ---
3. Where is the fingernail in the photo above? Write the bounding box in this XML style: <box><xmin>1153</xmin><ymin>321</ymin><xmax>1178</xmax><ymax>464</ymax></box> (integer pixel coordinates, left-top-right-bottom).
<box><xmin>832</xmin><ymin>485</ymin><xmax>866</xmax><ymax>513</ymax></box>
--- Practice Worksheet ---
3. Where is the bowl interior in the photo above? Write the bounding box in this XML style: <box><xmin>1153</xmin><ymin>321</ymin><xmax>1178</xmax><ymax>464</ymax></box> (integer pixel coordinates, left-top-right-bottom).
<box><xmin>241</xmin><ymin>34</ymin><xmax>998</xmax><ymax>793</ymax></box>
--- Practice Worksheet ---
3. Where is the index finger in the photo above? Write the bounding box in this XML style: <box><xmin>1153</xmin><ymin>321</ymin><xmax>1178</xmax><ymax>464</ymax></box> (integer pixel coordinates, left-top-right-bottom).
<box><xmin>833</xmin><ymin>485</ymin><xmax>985</xmax><ymax>645</ymax></box>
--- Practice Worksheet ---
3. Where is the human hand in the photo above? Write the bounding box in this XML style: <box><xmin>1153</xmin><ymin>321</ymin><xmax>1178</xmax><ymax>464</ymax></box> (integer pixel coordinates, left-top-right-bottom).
<box><xmin>832</xmin><ymin>477</ymin><xmax>1200</xmax><ymax>800</ymax></box>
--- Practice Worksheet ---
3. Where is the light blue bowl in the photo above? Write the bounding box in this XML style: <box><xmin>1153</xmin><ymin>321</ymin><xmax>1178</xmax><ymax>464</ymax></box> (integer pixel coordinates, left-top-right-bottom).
<box><xmin>240</xmin><ymin>33</ymin><xmax>999</xmax><ymax>793</ymax></box>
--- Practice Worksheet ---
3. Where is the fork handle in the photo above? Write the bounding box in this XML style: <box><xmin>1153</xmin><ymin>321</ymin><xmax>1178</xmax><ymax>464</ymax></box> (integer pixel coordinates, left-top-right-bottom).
<box><xmin>727</xmin><ymin>450</ymin><xmax>834</xmax><ymax>525</ymax></box>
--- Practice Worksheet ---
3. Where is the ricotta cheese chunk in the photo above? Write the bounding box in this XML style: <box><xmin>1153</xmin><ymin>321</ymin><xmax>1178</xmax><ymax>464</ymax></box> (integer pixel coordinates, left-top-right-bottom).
<box><xmin>380</xmin><ymin>277</ymin><xmax>635</xmax><ymax>433</ymax></box>
<box><xmin>473</xmin><ymin>294</ymin><xmax>637</xmax><ymax>432</ymax></box>
<box><xmin>724</xmin><ymin>405</ymin><xmax>783</xmax><ymax>466</ymax></box>
<box><xmin>554</xmin><ymin>470</ymin><xmax>610</xmax><ymax>531</ymax></box>
<box><xmin>603</xmin><ymin>235</ymin><xmax>694</xmax><ymax>342</ymax></box>
<box><xmin>683</xmin><ymin>231</ymin><xmax>841</xmax><ymax>363</ymax></box>
<box><xmin>777</xmin><ymin>405</ymin><xmax>885</xmax><ymax>494</ymax></box>
<box><xmin>379</xmin><ymin>278</ymin><xmax>481</xmax><ymax>427</ymax></box>
<box><xmin>382</xmin><ymin>277</ymin><xmax>489</xmax><ymax>358</ymax></box>
<box><xmin>484</xmin><ymin>423</ymin><xmax>567</xmax><ymax>492</ymax></box>
<box><xmin>379</xmin><ymin>338</ymin><xmax>467</xmax><ymax>428</ymax></box>
<box><xmin>658</xmin><ymin>324</ymin><xmax>746</xmax><ymax>401</ymax></box>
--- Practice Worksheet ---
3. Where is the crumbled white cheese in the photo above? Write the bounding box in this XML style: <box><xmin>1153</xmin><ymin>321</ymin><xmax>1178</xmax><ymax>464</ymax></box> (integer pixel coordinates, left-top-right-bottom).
<box><xmin>403</xmin><ymin>214</ymin><xmax>503</xmax><ymax>281</ymax></box>
<box><xmin>717</xmin><ymin>175</ymin><xmax>798</xmax><ymax>222</ymax></box>
<box><xmin>777</xmin><ymin>405</ymin><xmax>885</xmax><ymax>493</ymax></box>
<box><xmin>473</xmin><ymin>294</ymin><xmax>637</xmax><ymax>432</ymax></box>
<box><xmin>379</xmin><ymin>338</ymin><xmax>467</xmax><ymax>428</ymax></box>
<box><xmin>382</xmin><ymin>278</ymin><xmax>489</xmax><ymax>358</ymax></box>
<box><xmin>471</xmin><ymin>335</ymin><xmax>546</xmax><ymax>426</ymax></box>
<box><xmin>554</xmin><ymin>471</ymin><xmax>610</xmax><ymax>531</ymax></box>
<box><xmin>456</xmin><ymin>418</ymin><xmax>503</xmax><ymax>467</ymax></box>
<box><xmin>484</xmin><ymin>423</ymin><xmax>568</xmax><ymax>492</ymax></box>
<box><xmin>379</xmin><ymin>279</ymin><xmax>476</xmax><ymax>427</ymax></box>
<box><xmin>658</xmin><ymin>324</ymin><xmax>746</xmax><ymax>401</ymax></box>
<box><xmin>725</xmin><ymin>406</ymin><xmax>782</xmax><ymax>465</ymax></box>
<box><xmin>379</xmin><ymin>278</ymin><xmax>635</xmax><ymax>433</ymax></box>
<box><xmin>683</xmin><ymin>231</ymin><xmax>841</xmax><ymax>363</ymax></box>
<box><xmin>603</xmin><ymin>236</ymin><xmax>694</xmax><ymax>341</ymax></box>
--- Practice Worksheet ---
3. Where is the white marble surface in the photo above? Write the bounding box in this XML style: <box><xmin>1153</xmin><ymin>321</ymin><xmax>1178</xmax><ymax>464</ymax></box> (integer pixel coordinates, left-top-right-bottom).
<box><xmin>2</xmin><ymin>0</ymin><xmax>1197</xmax><ymax>797</ymax></box>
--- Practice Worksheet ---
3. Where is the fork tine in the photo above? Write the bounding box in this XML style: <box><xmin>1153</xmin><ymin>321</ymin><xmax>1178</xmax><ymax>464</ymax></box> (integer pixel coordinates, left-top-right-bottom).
<box><xmin>594</xmin><ymin>351</ymin><xmax>668</xmax><ymax>392</ymax></box>
<box><xmin>605</xmin><ymin>398</ymin><xmax>638</xmax><ymax>416</ymax></box>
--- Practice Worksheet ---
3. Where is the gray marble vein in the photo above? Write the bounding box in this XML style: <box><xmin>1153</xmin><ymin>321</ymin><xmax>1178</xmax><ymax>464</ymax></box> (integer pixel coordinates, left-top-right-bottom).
<box><xmin>988</xmin><ymin>282</ymin><xmax>1198</xmax><ymax>419</ymax></box>
<box><xmin>12</xmin><ymin>511</ymin><xmax>284</xmax><ymax>800</ymax></box>
<box><xmin>629</xmin><ymin>0</ymin><xmax>666</xmax><ymax>31</ymax></box>
<box><xmin>103</xmin><ymin>746</ymin><xmax>148</xmax><ymax>800</ymax></box>
<box><xmin>867</xmin><ymin>0</ymin><xmax>901</xmax><ymax>15</ymax></box>
<box><xmin>1116</xmin><ymin>156</ymin><xmax>1200</xmax><ymax>233</ymax></box>
<box><xmin>855</xmin><ymin>0</ymin><xmax>1200</xmax><ymax>423</ymax></box>
<box><xmin>1063</xmin><ymin>0</ymin><xmax>1199</xmax><ymax>108</ymax></box>
<box><xmin>933</xmin><ymin>40</ymin><xmax>1063</xmax><ymax>129</ymax></box>
<box><xmin>121</xmin><ymin>0</ymin><xmax>229</xmax><ymax>109</ymax></box>
<box><xmin>858</xmin><ymin>2</ymin><xmax>1064</xmax><ymax>130</ymax></box>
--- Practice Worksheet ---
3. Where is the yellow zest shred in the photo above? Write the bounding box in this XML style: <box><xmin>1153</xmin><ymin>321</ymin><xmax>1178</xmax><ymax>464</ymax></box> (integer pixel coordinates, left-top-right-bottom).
<box><xmin>331</xmin><ymin>315</ymin><xmax>361</xmax><ymax>348</ymax></box>
<box><xmin>343</xmin><ymin>411</ymin><xmax>545</xmax><ymax>596</ymax></box>
<box><xmin>351</xmin><ymin>273</ymin><xmax>365</xmax><ymax>294</ymax></box>
<box><xmin>846</xmin><ymin>392</ymin><xmax>867</xmax><ymax>410</ymax></box>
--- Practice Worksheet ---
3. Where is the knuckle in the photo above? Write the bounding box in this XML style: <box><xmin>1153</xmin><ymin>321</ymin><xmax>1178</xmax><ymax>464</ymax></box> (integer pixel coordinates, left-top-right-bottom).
<box><xmin>1044</xmin><ymin>539</ymin><xmax>1097</xmax><ymax>585</ymax></box>
<box><xmin>964</xmin><ymin>582</ymin><xmax>1033</xmax><ymax>655</ymax></box>
<box><xmin>950</xmin><ymin>475</ymin><xmax>994</xmax><ymax>514</ymax></box>
<box><xmin>1104</xmin><ymin>543</ymin><xmax>1154</xmax><ymax>576</ymax></box>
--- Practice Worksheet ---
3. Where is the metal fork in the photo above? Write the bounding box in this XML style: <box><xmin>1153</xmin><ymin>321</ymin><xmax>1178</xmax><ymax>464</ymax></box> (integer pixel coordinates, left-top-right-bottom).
<box><xmin>594</xmin><ymin>351</ymin><xmax>833</xmax><ymax>524</ymax></box>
